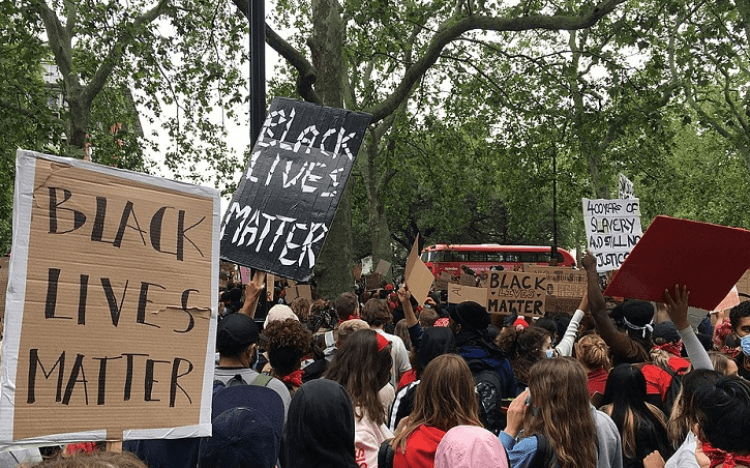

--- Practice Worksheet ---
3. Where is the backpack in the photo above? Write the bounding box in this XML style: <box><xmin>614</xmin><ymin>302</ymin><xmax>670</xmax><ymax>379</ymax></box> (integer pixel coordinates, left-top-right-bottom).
<box><xmin>212</xmin><ymin>373</ymin><xmax>272</xmax><ymax>395</ymax></box>
<box><xmin>465</xmin><ymin>358</ymin><xmax>506</xmax><ymax>435</ymax></box>
<box><xmin>531</xmin><ymin>434</ymin><xmax>557</xmax><ymax>468</ymax></box>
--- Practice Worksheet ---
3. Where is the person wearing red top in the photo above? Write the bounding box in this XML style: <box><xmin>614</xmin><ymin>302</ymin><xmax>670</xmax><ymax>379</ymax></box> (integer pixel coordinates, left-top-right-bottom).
<box><xmin>390</xmin><ymin>354</ymin><xmax>482</xmax><ymax>468</ymax></box>
<box><xmin>575</xmin><ymin>334</ymin><xmax>611</xmax><ymax>405</ymax></box>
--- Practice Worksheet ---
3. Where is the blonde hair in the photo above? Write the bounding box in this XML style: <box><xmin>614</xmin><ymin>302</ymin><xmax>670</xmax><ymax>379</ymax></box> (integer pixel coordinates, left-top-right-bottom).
<box><xmin>575</xmin><ymin>334</ymin><xmax>611</xmax><ymax>371</ymax></box>
<box><xmin>391</xmin><ymin>354</ymin><xmax>481</xmax><ymax>450</ymax></box>
<box><xmin>524</xmin><ymin>358</ymin><xmax>598</xmax><ymax>468</ymax></box>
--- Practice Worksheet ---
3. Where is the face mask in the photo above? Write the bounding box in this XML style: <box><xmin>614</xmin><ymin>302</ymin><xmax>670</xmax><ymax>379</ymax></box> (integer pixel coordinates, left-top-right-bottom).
<box><xmin>741</xmin><ymin>335</ymin><xmax>750</xmax><ymax>358</ymax></box>
<box><xmin>545</xmin><ymin>348</ymin><xmax>555</xmax><ymax>359</ymax></box>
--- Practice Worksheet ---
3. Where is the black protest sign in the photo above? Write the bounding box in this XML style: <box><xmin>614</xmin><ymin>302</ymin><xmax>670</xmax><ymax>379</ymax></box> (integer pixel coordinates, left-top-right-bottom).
<box><xmin>221</xmin><ymin>98</ymin><xmax>372</xmax><ymax>281</ymax></box>
<box><xmin>486</xmin><ymin>271</ymin><xmax>547</xmax><ymax>317</ymax></box>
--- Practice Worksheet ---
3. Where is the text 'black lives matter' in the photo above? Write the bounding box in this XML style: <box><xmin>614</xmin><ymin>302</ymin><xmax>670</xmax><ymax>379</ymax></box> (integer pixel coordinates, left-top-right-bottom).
<box><xmin>220</xmin><ymin>98</ymin><xmax>372</xmax><ymax>281</ymax></box>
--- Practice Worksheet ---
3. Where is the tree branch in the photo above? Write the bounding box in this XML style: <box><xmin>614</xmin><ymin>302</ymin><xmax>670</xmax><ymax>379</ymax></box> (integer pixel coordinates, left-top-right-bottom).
<box><xmin>364</xmin><ymin>0</ymin><xmax>627</xmax><ymax>122</ymax></box>
<box><xmin>81</xmin><ymin>0</ymin><xmax>168</xmax><ymax>105</ymax></box>
<box><xmin>230</xmin><ymin>0</ymin><xmax>322</xmax><ymax>104</ymax></box>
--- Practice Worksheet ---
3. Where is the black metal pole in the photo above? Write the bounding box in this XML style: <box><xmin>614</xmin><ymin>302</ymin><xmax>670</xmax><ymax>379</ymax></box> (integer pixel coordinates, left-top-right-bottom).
<box><xmin>551</xmin><ymin>144</ymin><xmax>559</xmax><ymax>262</ymax></box>
<box><xmin>249</xmin><ymin>0</ymin><xmax>266</xmax><ymax>142</ymax></box>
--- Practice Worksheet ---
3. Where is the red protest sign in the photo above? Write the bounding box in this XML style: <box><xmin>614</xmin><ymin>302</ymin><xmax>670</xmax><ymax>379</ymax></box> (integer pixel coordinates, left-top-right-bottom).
<box><xmin>604</xmin><ymin>216</ymin><xmax>750</xmax><ymax>310</ymax></box>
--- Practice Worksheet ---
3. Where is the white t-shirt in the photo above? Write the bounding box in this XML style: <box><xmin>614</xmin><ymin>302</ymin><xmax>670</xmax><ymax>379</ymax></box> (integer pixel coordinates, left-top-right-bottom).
<box><xmin>375</xmin><ymin>329</ymin><xmax>412</xmax><ymax>388</ymax></box>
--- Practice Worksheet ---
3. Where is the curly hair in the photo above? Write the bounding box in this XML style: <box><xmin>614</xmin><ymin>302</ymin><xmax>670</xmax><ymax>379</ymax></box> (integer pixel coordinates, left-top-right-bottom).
<box><xmin>25</xmin><ymin>451</ymin><xmax>148</xmax><ymax>467</ymax></box>
<box><xmin>263</xmin><ymin>318</ymin><xmax>312</xmax><ymax>377</ymax></box>
<box><xmin>497</xmin><ymin>326</ymin><xmax>550</xmax><ymax>385</ymax></box>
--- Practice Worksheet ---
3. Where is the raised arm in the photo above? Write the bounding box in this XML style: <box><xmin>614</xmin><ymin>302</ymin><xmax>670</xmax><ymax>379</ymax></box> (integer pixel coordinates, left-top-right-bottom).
<box><xmin>582</xmin><ymin>251</ymin><xmax>642</xmax><ymax>360</ymax></box>
<box><xmin>663</xmin><ymin>284</ymin><xmax>712</xmax><ymax>370</ymax></box>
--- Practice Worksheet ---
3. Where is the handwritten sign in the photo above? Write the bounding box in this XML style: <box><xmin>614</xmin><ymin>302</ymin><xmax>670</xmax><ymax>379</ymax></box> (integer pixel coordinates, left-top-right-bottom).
<box><xmin>526</xmin><ymin>266</ymin><xmax>586</xmax><ymax>298</ymax></box>
<box><xmin>618</xmin><ymin>174</ymin><xmax>635</xmax><ymax>200</ymax></box>
<box><xmin>374</xmin><ymin>260</ymin><xmax>391</xmax><ymax>276</ymax></box>
<box><xmin>582</xmin><ymin>198</ymin><xmax>642</xmax><ymax>272</ymax></box>
<box><xmin>220</xmin><ymin>98</ymin><xmax>371</xmax><ymax>281</ymax></box>
<box><xmin>485</xmin><ymin>271</ymin><xmax>547</xmax><ymax>317</ymax></box>
<box><xmin>284</xmin><ymin>284</ymin><xmax>312</xmax><ymax>303</ymax></box>
<box><xmin>448</xmin><ymin>284</ymin><xmax>488</xmax><ymax>306</ymax></box>
<box><xmin>0</xmin><ymin>150</ymin><xmax>219</xmax><ymax>445</ymax></box>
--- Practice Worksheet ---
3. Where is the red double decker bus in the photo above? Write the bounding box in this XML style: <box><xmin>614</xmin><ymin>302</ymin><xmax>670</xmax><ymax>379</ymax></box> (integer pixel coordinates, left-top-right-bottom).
<box><xmin>420</xmin><ymin>244</ymin><xmax>576</xmax><ymax>278</ymax></box>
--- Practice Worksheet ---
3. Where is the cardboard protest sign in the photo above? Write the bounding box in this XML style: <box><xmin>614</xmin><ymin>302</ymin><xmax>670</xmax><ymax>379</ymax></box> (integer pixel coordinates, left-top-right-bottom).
<box><xmin>284</xmin><ymin>285</ymin><xmax>312</xmax><ymax>303</ymax></box>
<box><xmin>375</xmin><ymin>260</ymin><xmax>391</xmax><ymax>276</ymax></box>
<box><xmin>526</xmin><ymin>266</ymin><xmax>586</xmax><ymax>298</ymax></box>
<box><xmin>239</xmin><ymin>266</ymin><xmax>252</xmax><ymax>284</ymax></box>
<box><xmin>404</xmin><ymin>238</ymin><xmax>433</xmax><ymax>305</ymax></box>
<box><xmin>220</xmin><ymin>98</ymin><xmax>372</xmax><ymax>281</ymax></box>
<box><xmin>486</xmin><ymin>271</ymin><xmax>547</xmax><ymax>317</ymax></box>
<box><xmin>460</xmin><ymin>273</ymin><xmax>476</xmax><ymax>287</ymax></box>
<box><xmin>618</xmin><ymin>174</ymin><xmax>635</xmax><ymax>200</ymax></box>
<box><xmin>604</xmin><ymin>216</ymin><xmax>750</xmax><ymax>310</ymax></box>
<box><xmin>363</xmin><ymin>273</ymin><xmax>382</xmax><ymax>291</ymax></box>
<box><xmin>0</xmin><ymin>257</ymin><xmax>8</xmax><ymax>323</ymax></box>
<box><xmin>0</xmin><ymin>150</ymin><xmax>219</xmax><ymax>445</ymax></box>
<box><xmin>544</xmin><ymin>297</ymin><xmax>581</xmax><ymax>316</ymax></box>
<box><xmin>448</xmin><ymin>284</ymin><xmax>488</xmax><ymax>306</ymax></box>
<box><xmin>583</xmin><ymin>198</ymin><xmax>643</xmax><ymax>272</ymax></box>
<box><xmin>738</xmin><ymin>270</ymin><xmax>750</xmax><ymax>302</ymax></box>
<box><xmin>434</xmin><ymin>272</ymin><xmax>451</xmax><ymax>290</ymax></box>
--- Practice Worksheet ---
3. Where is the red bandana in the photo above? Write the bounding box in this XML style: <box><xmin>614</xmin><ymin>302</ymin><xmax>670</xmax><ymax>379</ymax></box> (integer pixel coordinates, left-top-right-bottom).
<box><xmin>376</xmin><ymin>333</ymin><xmax>390</xmax><ymax>352</ymax></box>
<box><xmin>280</xmin><ymin>369</ymin><xmax>303</xmax><ymax>388</ymax></box>
<box><xmin>652</xmin><ymin>341</ymin><xmax>683</xmax><ymax>357</ymax></box>
<box><xmin>701</xmin><ymin>440</ymin><xmax>750</xmax><ymax>468</ymax></box>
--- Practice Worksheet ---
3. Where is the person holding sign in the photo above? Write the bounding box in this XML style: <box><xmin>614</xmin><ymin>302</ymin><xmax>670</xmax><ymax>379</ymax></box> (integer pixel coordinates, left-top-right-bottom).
<box><xmin>583</xmin><ymin>251</ymin><xmax>654</xmax><ymax>365</ymax></box>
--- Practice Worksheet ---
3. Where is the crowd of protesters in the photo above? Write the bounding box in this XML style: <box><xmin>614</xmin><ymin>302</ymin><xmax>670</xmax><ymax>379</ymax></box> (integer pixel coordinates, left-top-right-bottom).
<box><xmin>2</xmin><ymin>250</ymin><xmax>750</xmax><ymax>468</ymax></box>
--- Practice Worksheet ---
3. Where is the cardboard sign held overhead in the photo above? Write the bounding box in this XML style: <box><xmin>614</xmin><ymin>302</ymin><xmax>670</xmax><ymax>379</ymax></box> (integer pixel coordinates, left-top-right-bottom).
<box><xmin>460</xmin><ymin>273</ymin><xmax>476</xmax><ymax>287</ymax></box>
<box><xmin>363</xmin><ymin>273</ymin><xmax>382</xmax><ymax>291</ymax></box>
<box><xmin>485</xmin><ymin>271</ymin><xmax>547</xmax><ymax>317</ymax></box>
<box><xmin>619</xmin><ymin>174</ymin><xmax>635</xmax><ymax>200</ymax></box>
<box><xmin>404</xmin><ymin>237</ymin><xmax>433</xmax><ymax>306</ymax></box>
<box><xmin>434</xmin><ymin>272</ymin><xmax>451</xmax><ymax>290</ymax></box>
<box><xmin>604</xmin><ymin>216</ymin><xmax>750</xmax><ymax>310</ymax></box>
<box><xmin>284</xmin><ymin>285</ymin><xmax>312</xmax><ymax>303</ymax></box>
<box><xmin>526</xmin><ymin>266</ymin><xmax>586</xmax><ymax>298</ymax></box>
<box><xmin>583</xmin><ymin>198</ymin><xmax>643</xmax><ymax>272</ymax></box>
<box><xmin>375</xmin><ymin>260</ymin><xmax>391</xmax><ymax>276</ymax></box>
<box><xmin>448</xmin><ymin>284</ymin><xmax>488</xmax><ymax>306</ymax></box>
<box><xmin>1</xmin><ymin>150</ymin><xmax>219</xmax><ymax>445</ymax></box>
<box><xmin>220</xmin><ymin>98</ymin><xmax>372</xmax><ymax>282</ymax></box>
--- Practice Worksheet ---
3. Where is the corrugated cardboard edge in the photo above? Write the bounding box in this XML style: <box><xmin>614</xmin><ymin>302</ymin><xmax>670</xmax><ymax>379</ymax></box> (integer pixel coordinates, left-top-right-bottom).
<box><xmin>0</xmin><ymin>149</ymin><xmax>218</xmax><ymax>448</ymax></box>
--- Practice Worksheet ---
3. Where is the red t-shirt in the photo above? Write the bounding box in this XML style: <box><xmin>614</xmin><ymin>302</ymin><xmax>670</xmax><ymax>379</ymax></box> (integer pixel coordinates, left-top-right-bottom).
<box><xmin>587</xmin><ymin>367</ymin><xmax>609</xmax><ymax>397</ymax></box>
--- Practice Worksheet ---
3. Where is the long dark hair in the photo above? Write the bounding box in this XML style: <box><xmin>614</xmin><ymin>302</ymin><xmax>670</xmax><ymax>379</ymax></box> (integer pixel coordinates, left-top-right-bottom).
<box><xmin>602</xmin><ymin>364</ymin><xmax>671</xmax><ymax>460</ymax></box>
<box><xmin>324</xmin><ymin>329</ymin><xmax>392</xmax><ymax>425</ymax></box>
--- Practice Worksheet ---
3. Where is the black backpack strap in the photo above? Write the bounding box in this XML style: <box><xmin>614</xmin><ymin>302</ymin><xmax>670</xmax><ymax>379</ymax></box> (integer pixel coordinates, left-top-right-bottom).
<box><xmin>531</xmin><ymin>434</ymin><xmax>555</xmax><ymax>468</ymax></box>
<box><xmin>378</xmin><ymin>438</ymin><xmax>395</xmax><ymax>468</ymax></box>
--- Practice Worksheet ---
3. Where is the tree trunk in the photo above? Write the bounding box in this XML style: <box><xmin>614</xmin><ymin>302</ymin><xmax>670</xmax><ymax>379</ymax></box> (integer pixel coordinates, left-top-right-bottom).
<box><xmin>67</xmin><ymin>86</ymin><xmax>91</xmax><ymax>150</ymax></box>
<box><xmin>308</xmin><ymin>0</ymin><xmax>355</xmax><ymax>299</ymax></box>
<box><xmin>361</xmin><ymin>134</ymin><xmax>392</xmax><ymax>276</ymax></box>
